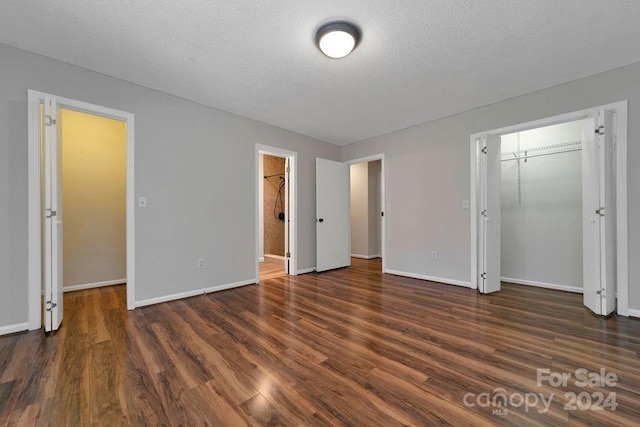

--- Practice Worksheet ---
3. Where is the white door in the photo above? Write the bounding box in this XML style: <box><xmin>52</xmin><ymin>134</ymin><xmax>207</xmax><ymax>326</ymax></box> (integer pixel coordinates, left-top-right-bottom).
<box><xmin>284</xmin><ymin>157</ymin><xmax>290</xmax><ymax>274</ymax></box>
<box><xmin>599</xmin><ymin>109</ymin><xmax>616</xmax><ymax>315</ymax></box>
<box><xmin>316</xmin><ymin>158</ymin><xmax>350</xmax><ymax>272</ymax></box>
<box><xmin>582</xmin><ymin>112</ymin><xmax>616</xmax><ymax>315</ymax></box>
<box><xmin>43</xmin><ymin>95</ymin><xmax>64</xmax><ymax>331</ymax></box>
<box><xmin>478</xmin><ymin>134</ymin><xmax>501</xmax><ymax>294</ymax></box>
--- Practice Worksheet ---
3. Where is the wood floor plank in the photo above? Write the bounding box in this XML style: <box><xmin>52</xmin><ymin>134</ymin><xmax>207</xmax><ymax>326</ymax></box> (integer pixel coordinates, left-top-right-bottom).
<box><xmin>0</xmin><ymin>258</ymin><xmax>639</xmax><ymax>425</ymax></box>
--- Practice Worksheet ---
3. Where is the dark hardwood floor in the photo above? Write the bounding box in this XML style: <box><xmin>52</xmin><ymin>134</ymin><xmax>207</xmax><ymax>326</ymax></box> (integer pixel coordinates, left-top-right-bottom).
<box><xmin>1</xmin><ymin>258</ymin><xmax>639</xmax><ymax>425</ymax></box>
<box><xmin>259</xmin><ymin>257</ymin><xmax>287</xmax><ymax>281</ymax></box>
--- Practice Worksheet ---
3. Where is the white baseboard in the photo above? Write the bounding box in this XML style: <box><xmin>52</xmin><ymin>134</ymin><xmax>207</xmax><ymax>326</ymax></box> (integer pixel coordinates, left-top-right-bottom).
<box><xmin>501</xmin><ymin>277</ymin><xmax>583</xmax><ymax>294</ymax></box>
<box><xmin>259</xmin><ymin>257</ymin><xmax>265</xmax><ymax>262</ymax></box>
<box><xmin>204</xmin><ymin>279</ymin><xmax>256</xmax><ymax>294</ymax></box>
<box><xmin>64</xmin><ymin>278</ymin><xmax>126</xmax><ymax>293</ymax></box>
<box><xmin>297</xmin><ymin>267</ymin><xmax>316</xmax><ymax>275</ymax></box>
<box><xmin>350</xmin><ymin>254</ymin><xmax>381</xmax><ymax>259</ymax></box>
<box><xmin>264</xmin><ymin>254</ymin><xmax>285</xmax><ymax>260</ymax></box>
<box><xmin>385</xmin><ymin>269</ymin><xmax>472</xmax><ymax>288</ymax></box>
<box><xmin>135</xmin><ymin>279</ymin><xmax>256</xmax><ymax>308</ymax></box>
<box><xmin>628</xmin><ymin>309</ymin><xmax>640</xmax><ymax>319</ymax></box>
<box><xmin>0</xmin><ymin>322</ymin><xmax>29</xmax><ymax>336</ymax></box>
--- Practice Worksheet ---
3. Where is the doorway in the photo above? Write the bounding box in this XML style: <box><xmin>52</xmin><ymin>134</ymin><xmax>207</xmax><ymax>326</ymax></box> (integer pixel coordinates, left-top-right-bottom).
<box><xmin>59</xmin><ymin>109</ymin><xmax>127</xmax><ymax>293</ymax></box>
<box><xmin>349</xmin><ymin>159</ymin><xmax>383</xmax><ymax>269</ymax></box>
<box><xmin>260</xmin><ymin>153</ymin><xmax>287</xmax><ymax>280</ymax></box>
<box><xmin>470</xmin><ymin>101</ymin><xmax>628</xmax><ymax>317</ymax></box>
<box><xmin>256</xmin><ymin>144</ymin><xmax>297</xmax><ymax>281</ymax></box>
<box><xmin>345</xmin><ymin>154</ymin><xmax>386</xmax><ymax>272</ymax></box>
<box><xmin>27</xmin><ymin>90</ymin><xmax>136</xmax><ymax>331</ymax></box>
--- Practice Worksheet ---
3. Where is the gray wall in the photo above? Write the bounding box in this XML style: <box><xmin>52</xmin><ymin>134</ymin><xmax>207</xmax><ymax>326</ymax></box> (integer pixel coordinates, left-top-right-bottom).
<box><xmin>0</xmin><ymin>43</ymin><xmax>340</xmax><ymax>327</ymax></box>
<box><xmin>501</xmin><ymin>121</ymin><xmax>583</xmax><ymax>289</ymax></box>
<box><xmin>342</xmin><ymin>61</ymin><xmax>640</xmax><ymax>311</ymax></box>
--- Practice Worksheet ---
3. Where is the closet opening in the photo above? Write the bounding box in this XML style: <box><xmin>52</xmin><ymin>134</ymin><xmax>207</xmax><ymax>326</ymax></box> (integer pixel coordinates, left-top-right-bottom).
<box><xmin>27</xmin><ymin>90</ymin><xmax>135</xmax><ymax>332</ymax></box>
<box><xmin>500</xmin><ymin>120</ymin><xmax>584</xmax><ymax>294</ymax></box>
<box><xmin>470</xmin><ymin>101</ymin><xmax>628</xmax><ymax>317</ymax></box>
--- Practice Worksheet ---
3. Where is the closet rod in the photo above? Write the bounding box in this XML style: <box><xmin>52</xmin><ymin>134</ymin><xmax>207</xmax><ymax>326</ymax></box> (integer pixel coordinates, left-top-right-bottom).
<box><xmin>501</xmin><ymin>148</ymin><xmax>581</xmax><ymax>162</ymax></box>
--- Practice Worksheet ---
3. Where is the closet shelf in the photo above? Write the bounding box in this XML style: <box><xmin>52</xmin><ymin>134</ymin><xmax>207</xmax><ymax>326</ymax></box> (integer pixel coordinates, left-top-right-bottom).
<box><xmin>501</xmin><ymin>140</ymin><xmax>582</xmax><ymax>162</ymax></box>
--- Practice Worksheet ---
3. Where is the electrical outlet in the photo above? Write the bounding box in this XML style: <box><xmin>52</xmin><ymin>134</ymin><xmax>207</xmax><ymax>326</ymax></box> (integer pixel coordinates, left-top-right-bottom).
<box><xmin>198</xmin><ymin>258</ymin><xmax>205</xmax><ymax>269</ymax></box>
<box><xmin>138</xmin><ymin>196</ymin><xmax>147</xmax><ymax>208</ymax></box>
<box><xmin>431</xmin><ymin>251</ymin><xmax>438</xmax><ymax>260</ymax></box>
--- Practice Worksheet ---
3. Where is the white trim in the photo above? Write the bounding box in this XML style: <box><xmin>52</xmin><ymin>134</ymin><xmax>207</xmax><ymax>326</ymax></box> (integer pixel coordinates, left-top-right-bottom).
<box><xmin>63</xmin><ymin>279</ymin><xmax>126</xmax><ymax>293</ymax></box>
<box><xmin>501</xmin><ymin>277</ymin><xmax>583</xmax><ymax>294</ymax></box>
<box><xmin>614</xmin><ymin>102</ymin><xmax>629</xmax><ymax>316</ymax></box>
<box><xmin>345</xmin><ymin>153</ymin><xmax>387</xmax><ymax>272</ymax></box>
<box><xmin>0</xmin><ymin>323</ymin><xmax>29</xmax><ymax>336</ymax></box>
<box><xmin>27</xmin><ymin>90</ymin><xmax>42</xmax><ymax>330</ymax></box>
<box><xmin>136</xmin><ymin>289</ymin><xmax>206</xmax><ymax>308</ymax></box>
<box><xmin>264</xmin><ymin>254</ymin><xmax>285</xmax><ymax>260</ymax></box>
<box><xmin>256</xmin><ymin>144</ymin><xmax>298</xmax><ymax>280</ymax></box>
<box><xmin>351</xmin><ymin>254</ymin><xmax>381</xmax><ymax>259</ymax></box>
<box><xmin>470</xmin><ymin>101</ymin><xmax>629</xmax><ymax>316</ymax></box>
<box><xmin>628</xmin><ymin>309</ymin><xmax>640</xmax><ymax>319</ymax></box>
<box><xmin>385</xmin><ymin>269</ymin><xmax>472</xmax><ymax>288</ymax></box>
<box><xmin>259</xmin><ymin>257</ymin><xmax>265</xmax><ymax>262</ymax></box>
<box><xmin>136</xmin><ymin>279</ymin><xmax>256</xmax><ymax>308</ymax></box>
<box><xmin>296</xmin><ymin>267</ymin><xmax>316</xmax><ymax>275</ymax></box>
<box><xmin>28</xmin><ymin>89</ymin><xmax>136</xmax><ymax>331</ymax></box>
<box><xmin>204</xmin><ymin>279</ymin><xmax>255</xmax><ymax>294</ymax></box>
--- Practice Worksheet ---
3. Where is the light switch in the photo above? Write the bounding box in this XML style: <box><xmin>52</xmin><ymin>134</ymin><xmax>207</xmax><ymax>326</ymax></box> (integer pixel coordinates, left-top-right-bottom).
<box><xmin>138</xmin><ymin>197</ymin><xmax>147</xmax><ymax>208</ymax></box>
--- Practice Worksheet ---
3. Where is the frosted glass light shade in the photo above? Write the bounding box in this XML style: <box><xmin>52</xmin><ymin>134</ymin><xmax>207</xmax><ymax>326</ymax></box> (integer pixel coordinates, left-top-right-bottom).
<box><xmin>316</xmin><ymin>22</ymin><xmax>360</xmax><ymax>59</ymax></box>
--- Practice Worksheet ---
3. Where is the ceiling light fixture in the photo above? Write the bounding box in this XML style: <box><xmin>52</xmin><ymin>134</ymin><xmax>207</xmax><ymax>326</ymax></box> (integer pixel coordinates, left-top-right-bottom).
<box><xmin>316</xmin><ymin>21</ymin><xmax>360</xmax><ymax>59</ymax></box>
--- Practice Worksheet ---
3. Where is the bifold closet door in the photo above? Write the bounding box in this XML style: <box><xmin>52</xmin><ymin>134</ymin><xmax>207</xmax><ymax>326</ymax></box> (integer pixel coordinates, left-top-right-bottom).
<box><xmin>582</xmin><ymin>111</ymin><xmax>616</xmax><ymax>316</ymax></box>
<box><xmin>43</xmin><ymin>94</ymin><xmax>64</xmax><ymax>332</ymax></box>
<box><xmin>478</xmin><ymin>134</ymin><xmax>501</xmax><ymax>294</ymax></box>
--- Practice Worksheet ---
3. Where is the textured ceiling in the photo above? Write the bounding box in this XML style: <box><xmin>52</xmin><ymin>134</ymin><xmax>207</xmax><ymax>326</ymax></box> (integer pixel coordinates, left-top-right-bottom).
<box><xmin>1</xmin><ymin>1</ymin><xmax>640</xmax><ymax>145</ymax></box>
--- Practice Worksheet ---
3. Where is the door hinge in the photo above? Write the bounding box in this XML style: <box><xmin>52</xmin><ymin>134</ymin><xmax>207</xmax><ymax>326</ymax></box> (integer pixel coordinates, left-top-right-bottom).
<box><xmin>481</xmin><ymin>272</ymin><xmax>487</xmax><ymax>280</ymax></box>
<box><xmin>595</xmin><ymin>126</ymin><xmax>604</xmax><ymax>135</ymax></box>
<box><xmin>286</xmin><ymin>252</ymin><xmax>290</xmax><ymax>258</ymax></box>
<box><xmin>481</xmin><ymin>147</ymin><xmax>488</xmax><ymax>154</ymax></box>
<box><xmin>45</xmin><ymin>300</ymin><xmax>58</xmax><ymax>312</ymax></box>
<box><xmin>481</xmin><ymin>209</ymin><xmax>487</xmax><ymax>217</ymax></box>
<box><xmin>44</xmin><ymin>115</ymin><xmax>57</xmax><ymax>127</ymax></box>
<box><xmin>596</xmin><ymin>289</ymin><xmax>606</xmax><ymax>297</ymax></box>
<box><xmin>596</xmin><ymin>207</ymin><xmax>605</xmax><ymax>217</ymax></box>
<box><xmin>45</xmin><ymin>209</ymin><xmax>57</xmax><ymax>218</ymax></box>
<box><xmin>286</xmin><ymin>166</ymin><xmax>290</xmax><ymax>173</ymax></box>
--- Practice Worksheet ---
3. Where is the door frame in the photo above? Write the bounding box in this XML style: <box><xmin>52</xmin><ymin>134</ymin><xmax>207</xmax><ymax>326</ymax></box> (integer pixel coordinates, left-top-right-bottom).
<box><xmin>345</xmin><ymin>154</ymin><xmax>387</xmax><ymax>272</ymax></box>
<box><xmin>469</xmin><ymin>101</ymin><xmax>628</xmax><ymax>316</ymax></box>
<box><xmin>27</xmin><ymin>90</ymin><xmax>136</xmax><ymax>330</ymax></box>
<box><xmin>255</xmin><ymin>144</ymin><xmax>297</xmax><ymax>279</ymax></box>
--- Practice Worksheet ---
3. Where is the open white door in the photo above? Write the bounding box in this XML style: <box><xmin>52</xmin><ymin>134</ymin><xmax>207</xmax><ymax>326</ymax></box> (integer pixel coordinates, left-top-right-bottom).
<box><xmin>583</xmin><ymin>112</ymin><xmax>616</xmax><ymax>315</ymax></box>
<box><xmin>43</xmin><ymin>95</ymin><xmax>64</xmax><ymax>331</ymax></box>
<box><xmin>284</xmin><ymin>157</ymin><xmax>290</xmax><ymax>274</ymax></box>
<box><xmin>316</xmin><ymin>158</ymin><xmax>350</xmax><ymax>272</ymax></box>
<box><xmin>478</xmin><ymin>134</ymin><xmax>501</xmax><ymax>294</ymax></box>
